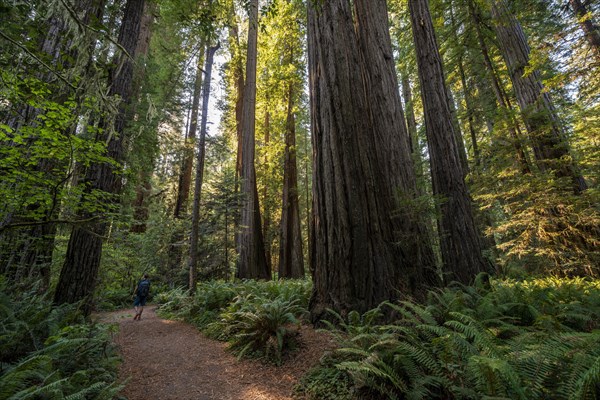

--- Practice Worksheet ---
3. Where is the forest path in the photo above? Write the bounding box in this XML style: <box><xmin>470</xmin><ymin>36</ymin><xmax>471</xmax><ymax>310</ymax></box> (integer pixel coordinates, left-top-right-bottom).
<box><xmin>98</xmin><ymin>307</ymin><xmax>334</xmax><ymax>400</ymax></box>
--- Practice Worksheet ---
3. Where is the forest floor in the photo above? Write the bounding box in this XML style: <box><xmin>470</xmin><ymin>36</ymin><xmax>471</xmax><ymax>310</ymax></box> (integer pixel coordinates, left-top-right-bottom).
<box><xmin>97</xmin><ymin>307</ymin><xmax>336</xmax><ymax>400</ymax></box>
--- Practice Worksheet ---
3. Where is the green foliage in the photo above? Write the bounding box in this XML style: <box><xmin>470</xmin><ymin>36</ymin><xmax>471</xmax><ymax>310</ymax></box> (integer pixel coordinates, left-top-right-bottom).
<box><xmin>0</xmin><ymin>73</ymin><xmax>114</xmax><ymax>225</ymax></box>
<box><xmin>315</xmin><ymin>277</ymin><xmax>600</xmax><ymax>400</ymax></box>
<box><xmin>224</xmin><ymin>296</ymin><xmax>305</xmax><ymax>364</ymax></box>
<box><xmin>474</xmin><ymin>164</ymin><xmax>600</xmax><ymax>277</ymax></box>
<box><xmin>94</xmin><ymin>228</ymin><xmax>163</xmax><ymax>311</ymax></box>
<box><xmin>153</xmin><ymin>286</ymin><xmax>193</xmax><ymax>317</ymax></box>
<box><xmin>293</xmin><ymin>356</ymin><xmax>355</xmax><ymax>400</ymax></box>
<box><xmin>0</xmin><ymin>277</ymin><xmax>122</xmax><ymax>400</ymax></box>
<box><xmin>96</xmin><ymin>287</ymin><xmax>136</xmax><ymax>312</ymax></box>
<box><xmin>156</xmin><ymin>279</ymin><xmax>312</xmax><ymax>363</ymax></box>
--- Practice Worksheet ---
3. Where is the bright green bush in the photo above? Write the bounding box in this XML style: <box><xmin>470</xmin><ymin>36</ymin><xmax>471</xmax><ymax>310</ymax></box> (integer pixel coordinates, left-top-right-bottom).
<box><xmin>0</xmin><ymin>277</ymin><xmax>122</xmax><ymax>400</ymax></box>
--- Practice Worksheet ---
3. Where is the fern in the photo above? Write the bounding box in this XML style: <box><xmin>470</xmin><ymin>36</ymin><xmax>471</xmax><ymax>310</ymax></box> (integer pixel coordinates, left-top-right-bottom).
<box><xmin>572</xmin><ymin>355</ymin><xmax>600</xmax><ymax>400</ymax></box>
<box><xmin>0</xmin><ymin>355</ymin><xmax>53</xmax><ymax>398</ymax></box>
<box><xmin>0</xmin><ymin>280</ymin><xmax>122</xmax><ymax>400</ymax></box>
<box><xmin>8</xmin><ymin>376</ymin><xmax>69</xmax><ymax>399</ymax></box>
<box><xmin>223</xmin><ymin>296</ymin><xmax>306</xmax><ymax>364</ymax></box>
<box><xmin>64</xmin><ymin>382</ymin><xmax>110</xmax><ymax>400</ymax></box>
<box><xmin>315</xmin><ymin>277</ymin><xmax>600</xmax><ymax>399</ymax></box>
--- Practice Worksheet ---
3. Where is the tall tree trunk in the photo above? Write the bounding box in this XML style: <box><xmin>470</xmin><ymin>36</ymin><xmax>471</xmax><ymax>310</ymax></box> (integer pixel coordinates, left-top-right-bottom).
<box><xmin>131</xmin><ymin>171</ymin><xmax>152</xmax><ymax>233</ymax></box>
<box><xmin>447</xmin><ymin>3</ymin><xmax>477</xmax><ymax>171</ymax></box>
<box><xmin>175</xmin><ymin>42</ymin><xmax>206</xmax><ymax>218</ymax></box>
<box><xmin>449</xmin><ymin>2</ymin><xmax>480</xmax><ymax>168</ymax></box>
<box><xmin>227</xmin><ymin>12</ymin><xmax>245</xmax><ymax>255</ymax></box>
<box><xmin>569</xmin><ymin>0</ymin><xmax>600</xmax><ymax>60</ymax></box>
<box><xmin>279</xmin><ymin>85</ymin><xmax>304</xmax><ymax>279</ymax></box>
<box><xmin>400</xmin><ymin>73</ymin><xmax>429</xmax><ymax>194</ymax></box>
<box><xmin>308</xmin><ymin>0</ymin><xmax>436</xmax><ymax>321</ymax></box>
<box><xmin>353</xmin><ymin>0</ymin><xmax>438</xmax><ymax>288</ymax></box>
<box><xmin>130</xmin><ymin>1</ymin><xmax>156</xmax><ymax>234</ymax></box>
<box><xmin>303</xmin><ymin>116</ymin><xmax>311</xmax><ymax>259</ymax></box>
<box><xmin>468</xmin><ymin>0</ymin><xmax>531</xmax><ymax>173</ymax></box>
<box><xmin>447</xmin><ymin>87</ymin><xmax>470</xmax><ymax>176</ymax></box>
<box><xmin>458</xmin><ymin>57</ymin><xmax>480</xmax><ymax>167</ymax></box>
<box><xmin>236</xmin><ymin>0</ymin><xmax>270</xmax><ymax>280</ymax></box>
<box><xmin>490</xmin><ymin>0</ymin><xmax>587</xmax><ymax>193</ymax></box>
<box><xmin>54</xmin><ymin>0</ymin><xmax>146</xmax><ymax>313</ymax></box>
<box><xmin>409</xmin><ymin>0</ymin><xmax>490</xmax><ymax>285</ymax></box>
<box><xmin>188</xmin><ymin>43</ymin><xmax>220</xmax><ymax>294</ymax></box>
<box><xmin>262</xmin><ymin>109</ymin><xmax>272</xmax><ymax>271</ymax></box>
<box><xmin>401</xmin><ymin>75</ymin><xmax>420</xmax><ymax>158</ymax></box>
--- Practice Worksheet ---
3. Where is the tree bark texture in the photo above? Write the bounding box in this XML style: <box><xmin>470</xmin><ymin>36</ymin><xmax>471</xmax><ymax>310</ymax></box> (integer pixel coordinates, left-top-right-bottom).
<box><xmin>569</xmin><ymin>0</ymin><xmax>600</xmax><ymax>61</ymax></box>
<box><xmin>188</xmin><ymin>43</ymin><xmax>219</xmax><ymax>294</ymax></box>
<box><xmin>54</xmin><ymin>0</ymin><xmax>146</xmax><ymax>312</ymax></box>
<box><xmin>409</xmin><ymin>0</ymin><xmax>490</xmax><ymax>285</ymax></box>
<box><xmin>236</xmin><ymin>0</ymin><xmax>270</xmax><ymax>280</ymax></box>
<box><xmin>353</xmin><ymin>0</ymin><xmax>438</xmax><ymax>286</ymax></box>
<box><xmin>447</xmin><ymin>87</ymin><xmax>470</xmax><ymax>177</ymax></box>
<box><xmin>490</xmin><ymin>0</ymin><xmax>587</xmax><ymax>193</ymax></box>
<box><xmin>279</xmin><ymin>86</ymin><xmax>304</xmax><ymax>279</ymax></box>
<box><xmin>308</xmin><ymin>0</ymin><xmax>437</xmax><ymax>321</ymax></box>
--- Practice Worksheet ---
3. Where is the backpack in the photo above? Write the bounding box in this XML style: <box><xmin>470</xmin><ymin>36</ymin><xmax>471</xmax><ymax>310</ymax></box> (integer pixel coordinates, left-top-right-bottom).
<box><xmin>137</xmin><ymin>280</ymin><xmax>150</xmax><ymax>297</ymax></box>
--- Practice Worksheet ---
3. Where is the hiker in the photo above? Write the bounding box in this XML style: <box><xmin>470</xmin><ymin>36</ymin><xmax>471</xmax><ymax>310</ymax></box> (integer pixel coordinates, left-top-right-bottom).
<box><xmin>133</xmin><ymin>274</ymin><xmax>150</xmax><ymax>320</ymax></box>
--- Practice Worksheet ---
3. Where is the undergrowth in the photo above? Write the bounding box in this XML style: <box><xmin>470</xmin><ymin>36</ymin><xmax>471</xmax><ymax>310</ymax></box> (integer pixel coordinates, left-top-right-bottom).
<box><xmin>295</xmin><ymin>276</ymin><xmax>600</xmax><ymax>400</ymax></box>
<box><xmin>156</xmin><ymin>279</ymin><xmax>311</xmax><ymax>364</ymax></box>
<box><xmin>293</xmin><ymin>354</ymin><xmax>355</xmax><ymax>400</ymax></box>
<box><xmin>0</xmin><ymin>277</ymin><xmax>123</xmax><ymax>399</ymax></box>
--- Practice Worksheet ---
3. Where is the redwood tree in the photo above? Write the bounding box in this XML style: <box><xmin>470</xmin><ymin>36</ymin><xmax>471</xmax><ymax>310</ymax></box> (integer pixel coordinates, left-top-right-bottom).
<box><xmin>278</xmin><ymin>85</ymin><xmax>304</xmax><ymax>279</ymax></box>
<box><xmin>236</xmin><ymin>0</ymin><xmax>270</xmax><ymax>280</ymax></box>
<box><xmin>490</xmin><ymin>0</ymin><xmax>587</xmax><ymax>193</ymax></box>
<box><xmin>569</xmin><ymin>0</ymin><xmax>600</xmax><ymax>60</ymax></box>
<box><xmin>409</xmin><ymin>0</ymin><xmax>490</xmax><ymax>284</ymax></box>
<box><xmin>188</xmin><ymin>43</ymin><xmax>220</xmax><ymax>293</ymax></box>
<box><xmin>175</xmin><ymin>41</ymin><xmax>206</xmax><ymax>219</ymax></box>
<box><xmin>308</xmin><ymin>0</ymin><xmax>436</xmax><ymax>321</ymax></box>
<box><xmin>54</xmin><ymin>0</ymin><xmax>147</xmax><ymax>312</ymax></box>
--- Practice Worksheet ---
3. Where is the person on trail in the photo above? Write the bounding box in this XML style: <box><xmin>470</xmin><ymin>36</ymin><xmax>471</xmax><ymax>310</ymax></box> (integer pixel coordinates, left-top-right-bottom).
<box><xmin>133</xmin><ymin>274</ymin><xmax>150</xmax><ymax>320</ymax></box>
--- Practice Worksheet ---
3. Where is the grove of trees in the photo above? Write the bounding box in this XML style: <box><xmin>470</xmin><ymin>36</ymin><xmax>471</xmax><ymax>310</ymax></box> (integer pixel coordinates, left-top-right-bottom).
<box><xmin>1</xmin><ymin>0</ymin><xmax>598</xmax><ymax>318</ymax></box>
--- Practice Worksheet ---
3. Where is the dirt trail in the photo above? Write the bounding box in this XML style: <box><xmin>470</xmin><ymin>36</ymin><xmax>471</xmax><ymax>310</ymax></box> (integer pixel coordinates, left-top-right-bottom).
<box><xmin>99</xmin><ymin>307</ymin><xmax>335</xmax><ymax>400</ymax></box>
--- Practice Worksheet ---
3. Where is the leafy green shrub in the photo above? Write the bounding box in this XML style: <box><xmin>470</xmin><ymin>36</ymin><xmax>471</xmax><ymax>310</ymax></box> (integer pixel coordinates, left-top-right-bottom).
<box><xmin>224</xmin><ymin>296</ymin><xmax>307</xmax><ymax>364</ymax></box>
<box><xmin>319</xmin><ymin>277</ymin><xmax>600</xmax><ymax>400</ymax></box>
<box><xmin>0</xmin><ymin>277</ymin><xmax>122</xmax><ymax>399</ymax></box>
<box><xmin>154</xmin><ymin>287</ymin><xmax>193</xmax><ymax>317</ymax></box>
<box><xmin>188</xmin><ymin>281</ymin><xmax>239</xmax><ymax>328</ymax></box>
<box><xmin>293</xmin><ymin>356</ymin><xmax>355</xmax><ymax>400</ymax></box>
<box><xmin>96</xmin><ymin>287</ymin><xmax>136</xmax><ymax>311</ymax></box>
